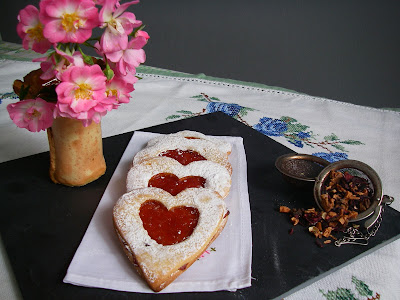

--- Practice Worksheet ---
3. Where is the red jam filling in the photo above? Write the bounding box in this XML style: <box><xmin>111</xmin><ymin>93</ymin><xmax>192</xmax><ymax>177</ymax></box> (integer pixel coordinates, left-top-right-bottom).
<box><xmin>148</xmin><ymin>173</ymin><xmax>206</xmax><ymax>196</ymax></box>
<box><xmin>139</xmin><ymin>200</ymin><xmax>199</xmax><ymax>246</ymax></box>
<box><xmin>160</xmin><ymin>149</ymin><xmax>206</xmax><ymax>165</ymax></box>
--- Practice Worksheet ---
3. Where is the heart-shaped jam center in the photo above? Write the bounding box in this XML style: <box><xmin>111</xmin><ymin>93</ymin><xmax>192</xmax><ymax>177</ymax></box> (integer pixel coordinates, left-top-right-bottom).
<box><xmin>160</xmin><ymin>149</ymin><xmax>206</xmax><ymax>165</ymax></box>
<box><xmin>139</xmin><ymin>200</ymin><xmax>200</xmax><ymax>246</ymax></box>
<box><xmin>148</xmin><ymin>173</ymin><xmax>206</xmax><ymax>196</ymax></box>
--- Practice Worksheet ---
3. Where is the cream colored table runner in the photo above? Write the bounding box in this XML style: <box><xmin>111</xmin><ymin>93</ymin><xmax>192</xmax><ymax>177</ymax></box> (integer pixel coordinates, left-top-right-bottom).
<box><xmin>1</xmin><ymin>53</ymin><xmax>399</xmax><ymax>299</ymax></box>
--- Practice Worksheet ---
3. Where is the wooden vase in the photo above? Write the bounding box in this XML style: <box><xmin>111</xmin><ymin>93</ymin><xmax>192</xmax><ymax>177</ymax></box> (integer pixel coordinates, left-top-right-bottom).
<box><xmin>46</xmin><ymin>117</ymin><xmax>106</xmax><ymax>186</ymax></box>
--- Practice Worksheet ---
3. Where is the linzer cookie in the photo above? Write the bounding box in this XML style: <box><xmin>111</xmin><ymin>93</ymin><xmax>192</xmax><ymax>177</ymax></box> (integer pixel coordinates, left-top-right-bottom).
<box><xmin>132</xmin><ymin>132</ymin><xmax>232</xmax><ymax>174</ymax></box>
<box><xmin>146</xmin><ymin>130</ymin><xmax>232</xmax><ymax>155</ymax></box>
<box><xmin>113</xmin><ymin>187</ymin><xmax>229</xmax><ymax>292</ymax></box>
<box><xmin>126</xmin><ymin>156</ymin><xmax>231</xmax><ymax>198</ymax></box>
<box><xmin>114</xmin><ymin>131</ymin><xmax>232</xmax><ymax>292</ymax></box>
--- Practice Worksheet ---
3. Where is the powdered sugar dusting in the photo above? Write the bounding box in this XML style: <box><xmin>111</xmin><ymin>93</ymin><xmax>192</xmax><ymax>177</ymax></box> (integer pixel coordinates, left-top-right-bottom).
<box><xmin>146</xmin><ymin>130</ymin><xmax>232</xmax><ymax>155</ymax></box>
<box><xmin>113</xmin><ymin>187</ymin><xmax>227</xmax><ymax>283</ymax></box>
<box><xmin>126</xmin><ymin>156</ymin><xmax>231</xmax><ymax>198</ymax></box>
<box><xmin>133</xmin><ymin>135</ymin><xmax>232</xmax><ymax>174</ymax></box>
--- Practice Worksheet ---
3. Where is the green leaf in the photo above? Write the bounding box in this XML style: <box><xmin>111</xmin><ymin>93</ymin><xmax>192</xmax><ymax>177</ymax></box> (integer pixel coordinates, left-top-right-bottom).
<box><xmin>341</xmin><ymin>140</ymin><xmax>364</xmax><ymax>145</ymax></box>
<box><xmin>332</xmin><ymin>144</ymin><xmax>347</xmax><ymax>152</ymax></box>
<box><xmin>287</xmin><ymin>123</ymin><xmax>309</xmax><ymax>133</ymax></box>
<box><xmin>190</xmin><ymin>95</ymin><xmax>204</xmax><ymax>99</ymax></box>
<box><xmin>209</xmin><ymin>97</ymin><xmax>221</xmax><ymax>101</ymax></box>
<box><xmin>176</xmin><ymin>110</ymin><xmax>193</xmax><ymax>114</ymax></box>
<box><xmin>166</xmin><ymin>115</ymin><xmax>181</xmax><ymax>120</ymax></box>
<box><xmin>130</xmin><ymin>24</ymin><xmax>146</xmax><ymax>37</ymax></box>
<box><xmin>352</xmin><ymin>276</ymin><xmax>373</xmax><ymax>297</ymax></box>
<box><xmin>280</xmin><ymin>116</ymin><xmax>297</xmax><ymax>123</ymax></box>
<box><xmin>239</xmin><ymin>108</ymin><xmax>248</xmax><ymax>116</ymax></box>
<box><xmin>324</xmin><ymin>133</ymin><xmax>339</xmax><ymax>141</ymax></box>
<box><xmin>320</xmin><ymin>288</ymin><xmax>359</xmax><ymax>300</ymax></box>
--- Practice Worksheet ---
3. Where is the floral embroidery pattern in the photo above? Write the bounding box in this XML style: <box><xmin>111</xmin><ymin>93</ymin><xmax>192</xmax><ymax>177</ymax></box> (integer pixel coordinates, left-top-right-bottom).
<box><xmin>320</xmin><ymin>276</ymin><xmax>380</xmax><ymax>300</ymax></box>
<box><xmin>198</xmin><ymin>247</ymin><xmax>216</xmax><ymax>260</ymax></box>
<box><xmin>167</xmin><ymin>93</ymin><xmax>364</xmax><ymax>162</ymax></box>
<box><xmin>0</xmin><ymin>91</ymin><xmax>19</xmax><ymax>104</ymax></box>
<box><xmin>166</xmin><ymin>93</ymin><xmax>254</xmax><ymax>126</ymax></box>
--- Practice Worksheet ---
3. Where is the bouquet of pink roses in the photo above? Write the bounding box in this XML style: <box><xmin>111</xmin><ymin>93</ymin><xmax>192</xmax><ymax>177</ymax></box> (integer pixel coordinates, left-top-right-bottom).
<box><xmin>7</xmin><ymin>0</ymin><xmax>149</xmax><ymax>131</ymax></box>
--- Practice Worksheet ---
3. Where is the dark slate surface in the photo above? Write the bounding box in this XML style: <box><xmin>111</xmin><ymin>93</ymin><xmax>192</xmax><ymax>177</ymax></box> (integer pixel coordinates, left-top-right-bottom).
<box><xmin>1</xmin><ymin>112</ymin><xmax>400</xmax><ymax>300</ymax></box>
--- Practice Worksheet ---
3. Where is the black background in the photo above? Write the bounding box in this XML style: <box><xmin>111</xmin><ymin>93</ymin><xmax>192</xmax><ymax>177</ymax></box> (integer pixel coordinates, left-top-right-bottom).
<box><xmin>1</xmin><ymin>0</ymin><xmax>400</xmax><ymax>108</ymax></box>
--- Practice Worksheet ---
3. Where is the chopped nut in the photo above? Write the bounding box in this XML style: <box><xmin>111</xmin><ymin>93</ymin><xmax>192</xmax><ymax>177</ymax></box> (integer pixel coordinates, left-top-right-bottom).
<box><xmin>324</xmin><ymin>240</ymin><xmax>332</xmax><ymax>244</ymax></box>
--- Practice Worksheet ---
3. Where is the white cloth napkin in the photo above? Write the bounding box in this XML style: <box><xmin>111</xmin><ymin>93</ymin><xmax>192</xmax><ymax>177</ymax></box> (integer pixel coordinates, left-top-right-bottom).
<box><xmin>63</xmin><ymin>131</ymin><xmax>252</xmax><ymax>293</ymax></box>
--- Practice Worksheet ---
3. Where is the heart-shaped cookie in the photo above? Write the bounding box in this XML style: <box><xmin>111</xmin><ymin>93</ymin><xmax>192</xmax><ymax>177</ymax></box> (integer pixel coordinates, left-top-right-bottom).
<box><xmin>132</xmin><ymin>135</ymin><xmax>232</xmax><ymax>174</ymax></box>
<box><xmin>113</xmin><ymin>187</ymin><xmax>229</xmax><ymax>292</ymax></box>
<box><xmin>147</xmin><ymin>130</ymin><xmax>232</xmax><ymax>155</ymax></box>
<box><xmin>126</xmin><ymin>156</ymin><xmax>231</xmax><ymax>198</ymax></box>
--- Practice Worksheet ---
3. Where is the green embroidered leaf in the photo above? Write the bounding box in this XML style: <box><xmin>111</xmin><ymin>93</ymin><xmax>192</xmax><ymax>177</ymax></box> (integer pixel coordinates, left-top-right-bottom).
<box><xmin>176</xmin><ymin>110</ymin><xmax>193</xmax><ymax>114</ymax></box>
<box><xmin>320</xmin><ymin>288</ymin><xmax>359</xmax><ymax>300</ymax></box>
<box><xmin>166</xmin><ymin>115</ymin><xmax>181</xmax><ymax>120</ymax></box>
<box><xmin>332</xmin><ymin>144</ymin><xmax>347</xmax><ymax>152</ymax></box>
<box><xmin>190</xmin><ymin>95</ymin><xmax>204</xmax><ymax>99</ymax></box>
<box><xmin>239</xmin><ymin>107</ymin><xmax>251</xmax><ymax>117</ymax></box>
<box><xmin>209</xmin><ymin>97</ymin><xmax>221</xmax><ymax>101</ymax></box>
<box><xmin>324</xmin><ymin>134</ymin><xmax>339</xmax><ymax>141</ymax></box>
<box><xmin>280</xmin><ymin>116</ymin><xmax>297</xmax><ymax>123</ymax></box>
<box><xmin>352</xmin><ymin>276</ymin><xmax>373</xmax><ymax>297</ymax></box>
<box><xmin>287</xmin><ymin>123</ymin><xmax>309</xmax><ymax>133</ymax></box>
<box><xmin>340</xmin><ymin>140</ymin><xmax>364</xmax><ymax>145</ymax></box>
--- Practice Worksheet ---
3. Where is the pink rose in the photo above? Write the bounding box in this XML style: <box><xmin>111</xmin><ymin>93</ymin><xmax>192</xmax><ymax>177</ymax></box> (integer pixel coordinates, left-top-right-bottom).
<box><xmin>7</xmin><ymin>98</ymin><xmax>55</xmax><ymax>132</ymax></box>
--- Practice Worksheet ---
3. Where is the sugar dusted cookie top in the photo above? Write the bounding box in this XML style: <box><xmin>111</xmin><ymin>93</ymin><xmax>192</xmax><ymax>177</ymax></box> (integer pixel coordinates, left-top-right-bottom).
<box><xmin>133</xmin><ymin>132</ymin><xmax>232</xmax><ymax>174</ymax></box>
<box><xmin>146</xmin><ymin>130</ymin><xmax>232</xmax><ymax>155</ymax></box>
<box><xmin>126</xmin><ymin>156</ymin><xmax>231</xmax><ymax>198</ymax></box>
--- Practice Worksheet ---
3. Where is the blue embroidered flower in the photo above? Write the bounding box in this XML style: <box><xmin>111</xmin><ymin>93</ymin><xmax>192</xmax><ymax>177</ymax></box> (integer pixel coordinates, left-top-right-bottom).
<box><xmin>206</xmin><ymin>102</ymin><xmax>243</xmax><ymax>118</ymax></box>
<box><xmin>289</xmin><ymin>140</ymin><xmax>304</xmax><ymax>148</ymax></box>
<box><xmin>253</xmin><ymin>117</ymin><xmax>288</xmax><ymax>136</ymax></box>
<box><xmin>297</xmin><ymin>131</ymin><xmax>311</xmax><ymax>139</ymax></box>
<box><xmin>312</xmin><ymin>152</ymin><xmax>348</xmax><ymax>163</ymax></box>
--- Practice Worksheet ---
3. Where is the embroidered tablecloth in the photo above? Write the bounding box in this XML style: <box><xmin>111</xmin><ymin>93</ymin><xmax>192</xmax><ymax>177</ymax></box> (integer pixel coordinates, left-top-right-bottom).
<box><xmin>1</xmin><ymin>41</ymin><xmax>399</xmax><ymax>299</ymax></box>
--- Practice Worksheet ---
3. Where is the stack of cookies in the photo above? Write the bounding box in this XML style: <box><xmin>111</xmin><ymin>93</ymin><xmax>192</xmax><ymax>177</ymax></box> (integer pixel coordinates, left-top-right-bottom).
<box><xmin>113</xmin><ymin>131</ymin><xmax>232</xmax><ymax>292</ymax></box>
